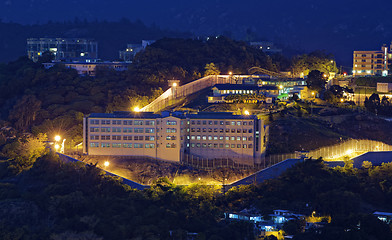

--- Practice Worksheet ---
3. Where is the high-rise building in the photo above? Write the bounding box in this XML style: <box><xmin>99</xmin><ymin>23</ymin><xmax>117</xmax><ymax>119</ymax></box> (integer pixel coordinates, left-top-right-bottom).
<box><xmin>27</xmin><ymin>38</ymin><xmax>98</xmax><ymax>62</ymax></box>
<box><xmin>83</xmin><ymin>111</ymin><xmax>268</xmax><ymax>166</ymax></box>
<box><xmin>119</xmin><ymin>40</ymin><xmax>155</xmax><ymax>62</ymax></box>
<box><xmin>353</xmin><ymin>43</ymin><xmax>392</xmax><ymax>76</ymax></box>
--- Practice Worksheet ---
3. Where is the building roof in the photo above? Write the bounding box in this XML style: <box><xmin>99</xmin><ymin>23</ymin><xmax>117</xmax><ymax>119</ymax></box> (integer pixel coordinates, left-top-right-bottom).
<box><xmin>374</xmin><ymin>211</ymin><xmax>392</xmax><ymax>216</ymax></box>
<box><xmin>87</xmin><ymin>111</ymin><xmax>257</xmax><ymax>120</ymax></box>
<box><xmin>45</xmin><ymin>61</ymin><xmax>130</xmax><ymax>66</ymax></box>
<box><xmin>88</xmin><ymin>111</ymin><xmax>160</xmax><ymax>119</ymax></box>
<box><xmin>213</xmin><ymin>84</ymin><xmax>278</xmax><ymax>91</ymax></box>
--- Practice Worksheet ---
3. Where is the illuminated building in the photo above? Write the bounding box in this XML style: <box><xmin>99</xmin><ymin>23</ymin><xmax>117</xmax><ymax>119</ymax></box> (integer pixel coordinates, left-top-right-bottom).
<box><xmin>83</xmin><ymin>111</ymin><xmax>268</xmax><ymax>166</ymax></box>
<box><xmin>353</xmin><ymin>43</ymin><xmax>392</xmax><ymax>76</ymax></box>
<box><xmin>249</xmin><ymin>41</ymin><xmax>282</xmax><ymax>55</ymax></box>
<box><xmin>43</xmin><ymin>61</ymin><xmax>130</xmax><ymax>76</ymax></box>
<box><xmin>119</xmin><ymin>40</ymin><xmax>155</xmax><ymax>62</ymax></box>
<box><xmin>27</xmin><ymin>38</ymin><xmax>98</xmax><ymax>62</ymax></box>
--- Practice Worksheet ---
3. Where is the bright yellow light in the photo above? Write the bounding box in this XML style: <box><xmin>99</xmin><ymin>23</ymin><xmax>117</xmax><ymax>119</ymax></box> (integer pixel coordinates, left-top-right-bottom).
<box><xmin>279</xmin><ymin>85</ymin><xmax>283</xmax><ymax>89</ymax></box>
<box><xmin>54</xmin><ymin>144</ymin><xmax>60</xmax><ymax>150</ymax></box>
<box><xmin>244</xmin><ymin>110</ymin><xmax>250</xmax><ymax>115</ymax></box>
<box><xmin>311</xmin><ymin>92</ymin><xmax>315</xmax><ymax>96</ymax></box>
<box><xmin>340</xmin><ymin>98</ymin><xmax>344</xmax><ymax>102</ymax></box>
<box><xmin>229</xmin><ymin>71</ymin><xmax>232</xmax><ymax>75</ymax></box>
<box><xmin>54</xmin><ymin>135</ymin><xmax>61</xmax><ymax>142</ymax></box>
<box><xmin>172</xmin><ymin>82</ymin><xmax>177</xmax><ymax>87</ymax></box>
<box><xmin>104</xmin><ymin>161</ymin><xmax>110</xmax><ymax>167</ymax></box>
<box><xmin>133</xmin><ymin>106</ymin><xmax>140</xmax><ymax>112</ymax></box>
<box><xmin>323</xmin><ymin>74</ymin><xmax>327</xmax><ymax>78</ymax></box>
<box><xmin>345</xmin><ymin>149</ymin><xmax>353</xmax><ymax>155</ymax></box>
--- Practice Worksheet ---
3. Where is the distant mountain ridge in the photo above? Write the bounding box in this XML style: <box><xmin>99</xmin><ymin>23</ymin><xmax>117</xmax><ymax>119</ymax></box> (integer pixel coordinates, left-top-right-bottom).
<box><xmin>1</xmin><ymin>0</ymin><xmax>392</xmax><ymax>65</ymax></box>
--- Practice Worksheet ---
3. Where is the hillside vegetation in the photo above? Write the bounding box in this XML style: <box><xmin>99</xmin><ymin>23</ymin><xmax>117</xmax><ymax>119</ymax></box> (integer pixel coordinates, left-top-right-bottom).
<box><xmin>0</xmin><ymin>153</ymin><xmax>391</xmax><ymax>239</ymax></box>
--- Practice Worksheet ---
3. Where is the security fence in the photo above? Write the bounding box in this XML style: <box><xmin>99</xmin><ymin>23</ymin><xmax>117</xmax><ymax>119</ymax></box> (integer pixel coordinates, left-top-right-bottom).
<box><xmin>181</xmin><ymin>139</ymin><xmax>392</xmax><ymax>170</ymax></box>
<box><xmin>141</xmin><ymin>75</ymin><xmax>235</xmax><ymax>112</ymax></box>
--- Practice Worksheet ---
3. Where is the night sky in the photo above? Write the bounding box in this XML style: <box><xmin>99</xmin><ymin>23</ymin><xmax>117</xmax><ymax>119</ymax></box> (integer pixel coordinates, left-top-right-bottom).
<box><xmin>2</xmin><ymin>0</ymin><xmax>392</xmax><ymax>65</ymax></box>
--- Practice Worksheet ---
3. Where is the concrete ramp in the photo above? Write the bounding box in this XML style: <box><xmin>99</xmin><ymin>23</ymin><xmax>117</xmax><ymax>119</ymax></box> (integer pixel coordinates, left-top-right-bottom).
<box><xmin>325</xmin><ymin>151</ymin><xmax>392</xmax><ymax>168</ymax></box>
<box><xmin>229</xmin><ymin>158</ymin><xmax>303</xmax><ymax>188</ymax></box>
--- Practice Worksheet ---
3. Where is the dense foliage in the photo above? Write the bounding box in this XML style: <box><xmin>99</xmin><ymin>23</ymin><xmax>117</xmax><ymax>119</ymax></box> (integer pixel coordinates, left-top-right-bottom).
<box><xmin>364</xmin><ymin>93</ymin><xmax>392</xmax><ymax>116</ymax></box>
<box><xmin>0</xmin><ymin>154</ymin><xmax>391</xmax><ymax>239</ymax></box>
<box><xmin>0</xmin><ymin>56</ymin><xmax>162</xmax><ymax>147</ymax></box>
<box><xmin>132</xmin><ymin>36</ymin><xmax>283</xmax><ymax>85</ymax></box>
<box><xmin>0</xmin><ymin>36</ymin><xmax>291</xmax><ymax>147</ymax></box>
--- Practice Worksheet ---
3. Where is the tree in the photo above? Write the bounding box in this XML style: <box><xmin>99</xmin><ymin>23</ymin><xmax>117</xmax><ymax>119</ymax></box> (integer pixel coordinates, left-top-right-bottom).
<box><xmin>1</xmin><ymin>133</ymin><xmax>48</xmax><ymax>174</ymax></box>
<box><xmin>364</xmin><ymin>93</ymin><xmax>380</xmax><ymax>113</ymax></box>
<box><xmin>282</xmin><ymin>219</ymin><xmax>306</xmax><ymax>235</ymax></box>
<box><xmin>306</xmin><ymin>70</ymin><xmax>326</xmax><ymax>93</ymax></box>
<box><xmin>204</xmin><ymin>63</ymin><xmax>220</xmax><ymax>76</ymax></box>
<box><xmin>8</xmin><ymin>95</ymin><xmax>41</xmax><ymax>131</ymax></box>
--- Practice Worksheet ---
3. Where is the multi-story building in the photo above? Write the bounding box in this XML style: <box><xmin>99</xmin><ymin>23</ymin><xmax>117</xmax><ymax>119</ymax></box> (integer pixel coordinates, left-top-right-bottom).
<box><xmin>353</xmin><ymin>43</ymin><xmax>392</xmax><ymax>76</ymax></box>
<box><xmin>119</xmin><ymin>40</ymin><xmax>156</xmax><ymax>62</ymax></box>
<box><xmin>250</xmin><ymin>41</ymin><xmax>282</xmax><ymax>55</ymax></box>
<box><xmin>83</xmin><ymin>111</ymin><xmax>268</xmax><ymax>166</ymax></box>
<box><xmin>27</xmin><ymin>38</ymin><xmax>98</xmax><ymax>62</ymax></box>
<box><xmin>207</xmin><ymin>84</ymin><xmax>280</xmax><ymax>103</ymax></box>
<box><xmin>43</xmin><ymin>61</ymin><xmax>130</xmax><ymax>76</ymax></box>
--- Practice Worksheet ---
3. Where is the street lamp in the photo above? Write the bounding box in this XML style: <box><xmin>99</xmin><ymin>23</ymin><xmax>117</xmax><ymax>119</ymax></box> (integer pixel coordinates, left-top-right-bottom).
<box><xmin>104</xmin><ymin>161</ymin><xmax>110</xmax><ymax>168</ymax></box>
<box><xmin>244</xmin><ymin>110</ymin><xmax>250</xmax><ymax>115</ymax></box>
<box><xmin>54</xmin><ymin>135</ymin><xmax>61</xmax><ymax>142</ymax></box>
<box><xmin>133</xmin><ymin>106</ymin><xmax>140</xmax><ymax>112</ymax></box>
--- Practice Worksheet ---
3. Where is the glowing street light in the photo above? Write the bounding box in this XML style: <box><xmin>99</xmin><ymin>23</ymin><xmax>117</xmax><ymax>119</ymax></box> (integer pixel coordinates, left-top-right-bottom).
<box><xmin>54</xmin><ymin>135</ymin><xmax>61</xmax><ymax>142</ymax></box>
<box><xmin>104</xmin><ymin>161</ymin><xmax>110</xmax><ymax>167</ymax></box>
<box><xmin>244</xmin><ymin>110</ymin><xmax>250</xmax><ymax>115</ymax></box>
<box><xmin>279</xmin><ymin>85</ymin><xmax>283</xmax><ymax>90</ymax></box>
<box><xmin>340</xmin><ymin>98</ymin><xmax>344</xmax><ymax>103</ymax></box>
<box><xmin>229</xmin><ymin>71</ymin><xmax>232</xmax><ymax>75</ymax></box>
<box><xmin>54</xmin><ymin>144</ymin><xmax>60</xmax><ymax>151</ymax></box>
<box><xmin>172</xmin><ymin>82</ymin><xmax>177</xmax><ymax>87</ymax></box>
<box><xmin>133</xmin><ymin>106</ymin><xmax>140</xmax><ymax>112</ymax></box>
<box><xmin>345</xmin><ymin>149</ymin><xmax>353</xmax><ymax>155</ymax></box>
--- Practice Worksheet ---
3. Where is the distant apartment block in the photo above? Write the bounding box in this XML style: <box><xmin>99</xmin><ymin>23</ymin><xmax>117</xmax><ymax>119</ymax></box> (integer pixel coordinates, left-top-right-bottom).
<box><xmin>376</xmin><ymin>82</ymin><xmax>392</xmax><ymax>93</ymax></box>
<box><xmin>119</xmin><ymin>40</ymin><xmax>155</xmax><ymax>62</ymax></box>
<box><xmin>43</xmin><ymin>61</ymin><xmax>130</xmax><ymax>76</ymax></box>
<box><xmin>353</xmin><ymin>43</ymin><xmax>392</xmax><ymax>76</ymax></box>
<box><xmin>27</xmin><ymin>38</ymin><xmax>98</xmax><ymax>62</ymax></box>
<box><xmin>83</xmin><ymin>111</ymin><xmax>268</xmax><ymax>166</ymax></box>
<box><xmin>250</xmin><ymin>41</ymin><xmax>282</xmax><ymax>55</ymax></box>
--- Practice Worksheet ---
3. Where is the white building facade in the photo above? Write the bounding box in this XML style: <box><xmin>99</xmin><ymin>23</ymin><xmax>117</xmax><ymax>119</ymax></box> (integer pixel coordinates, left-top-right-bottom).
<box><xmin>83</xmin><ymin>111</ymin><xmax>268</xmax><ymax>165</ymax></box>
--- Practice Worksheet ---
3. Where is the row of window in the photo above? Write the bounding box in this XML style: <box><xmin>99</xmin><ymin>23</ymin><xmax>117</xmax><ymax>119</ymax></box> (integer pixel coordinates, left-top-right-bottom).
<box><xmin>190</xmin><ymin>143</ymin><xmax>253</xmax><ymax>149</ymax></box>
<box><xmin>191</xmin><ymin>128</ymin><xmax>252</xmax><ymax>133</ymax></box>
<box><xmin>190</xmin><ymin>120</ymin><xmax>252</xmax><ymax>126</ymax></box>
<box><xmin>190</xmin><ymin>135</ymin><xmax>252</xmax><ymax>141</ymax></box>
<box><xmin>90</xmin><ymin>119</ymin><xmax>155</xmax><ymax>126</ymax></box>
<box><xmin>90</xmin><ymin>127</ymin><xmax>156</xmax><ymax>133</ymax></box>
<box><xmin>90</xmin><ymin>119</ymin><xmax>252</xmax><ymax>127</ymax></box>
<box><xmin>90</xmin><ymin>135</ymin><xmax>156</xmax><ymax>141</ymax></box>
<box><xmin>221</xmin><ymin>90</ymin><xmax>254</xmax><ymax>95</ymax></box>
<box><xmin>90</xmin><ymin>134</ymin><xmax>251</xmax><ymax>142</ymax></box>
<box><xmin>90</xmin><ymin>142</ymin><xmax>155</xmax><ymax>148</ymax></box>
